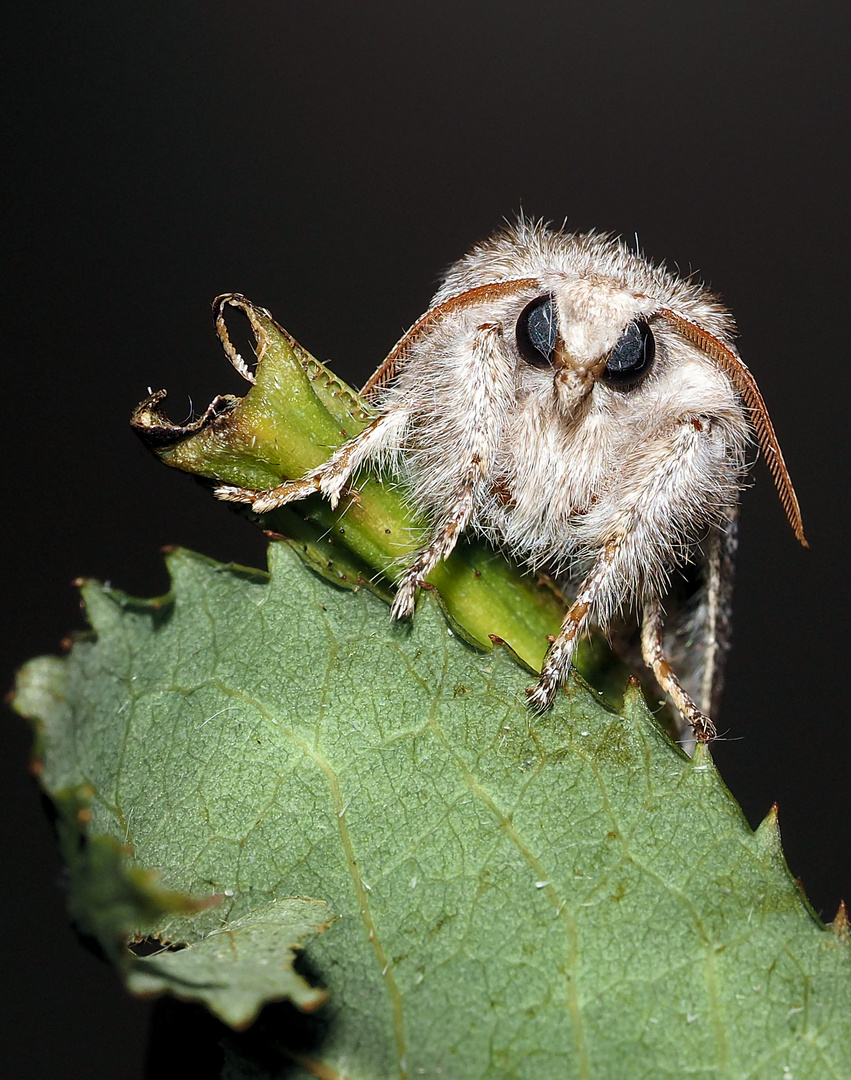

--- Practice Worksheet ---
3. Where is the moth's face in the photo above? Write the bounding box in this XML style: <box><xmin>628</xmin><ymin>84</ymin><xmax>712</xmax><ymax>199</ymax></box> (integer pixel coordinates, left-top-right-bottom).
<box><xmin>513</xmin><ymin>276</ymin><xmax>665</xmax><ymax>415</ymax></box>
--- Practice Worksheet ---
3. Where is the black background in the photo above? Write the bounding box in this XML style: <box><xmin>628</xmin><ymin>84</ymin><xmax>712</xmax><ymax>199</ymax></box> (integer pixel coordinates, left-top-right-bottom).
<box><xmin>5</xmin><ymin>3</ymin><xmax>849</xmax><ymax>1076</ymax></box>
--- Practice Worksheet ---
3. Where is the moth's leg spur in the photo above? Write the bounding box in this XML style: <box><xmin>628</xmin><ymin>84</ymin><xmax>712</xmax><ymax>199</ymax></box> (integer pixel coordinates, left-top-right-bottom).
<box><xmin>391</xmin><ymin>322</ymin><xmax>507</xmax><ymax>620</ymax></box>
<box><xmin>215</xmin><ymin>411</ymin><xmax>408</xmax><ymax>513</ymax></box>
<box><xmin>641</xmin><ymin>596</ymin><xmax>716</xmax><ymax>743</ymax></box>
<box><xmin>526</xmin><ymin>541</ymin><xmax>620</xmax><ymax>712</ymax></box>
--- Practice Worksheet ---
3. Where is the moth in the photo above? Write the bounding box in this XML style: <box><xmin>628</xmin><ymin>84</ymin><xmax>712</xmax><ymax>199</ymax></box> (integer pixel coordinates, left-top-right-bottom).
<box><xmin>217</xmin><ymin>219</ymin><xmax>806</xmax><ymax>743</ymax></box>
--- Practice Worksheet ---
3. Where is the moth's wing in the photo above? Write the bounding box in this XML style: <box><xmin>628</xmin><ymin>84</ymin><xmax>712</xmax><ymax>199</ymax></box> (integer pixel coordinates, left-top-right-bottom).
<box><xmin>662</xmin><ymin>508</ymin><xmax>739</xmax><ymax>722</ymax></box>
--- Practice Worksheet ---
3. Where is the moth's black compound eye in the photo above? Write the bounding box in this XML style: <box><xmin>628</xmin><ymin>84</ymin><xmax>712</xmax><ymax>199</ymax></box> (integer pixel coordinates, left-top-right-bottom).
<box><xmin>516</xmin><ymin>294</ymin><xmax>558</xmax><ymax>367</ymax></box>
<box><xmin>602</xmin><ymin>318</ymin><xmax>655</xmax><ymax>388</ymax></box>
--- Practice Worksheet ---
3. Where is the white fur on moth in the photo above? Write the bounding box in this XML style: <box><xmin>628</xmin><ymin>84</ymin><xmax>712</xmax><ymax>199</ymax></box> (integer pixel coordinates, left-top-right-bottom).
<box><xmin>217</xmin><ymin>220</ymin><xmax>806</xmax><ymax>744</ymax></box>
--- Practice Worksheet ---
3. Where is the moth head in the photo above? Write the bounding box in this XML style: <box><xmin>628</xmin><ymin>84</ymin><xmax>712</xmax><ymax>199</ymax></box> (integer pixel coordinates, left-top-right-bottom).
<box><xmin>514</xmin><ymin>280</ymin><xmax>659</xmax><ymax>409</ymax></box>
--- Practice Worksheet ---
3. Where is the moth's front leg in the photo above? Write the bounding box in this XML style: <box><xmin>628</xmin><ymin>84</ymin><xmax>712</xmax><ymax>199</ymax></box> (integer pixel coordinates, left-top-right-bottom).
<box><xmin>390</xmin><ymin>477</ymin><xmax>477</xmax><ymax>619</ymax></box>
<box><xmin>215</xmin><ymin>410</ymin><xmax>408</xmax><ymax>513</ymax></box>
<box><xmin>526</xmin><ymin>540</ymin><xmax>620</xmax><ymax>712</ymax></box>
<box><xmin>391</xmin><ymin>322</ymin><xmax>508</xmax><ymax>619</ymax></box>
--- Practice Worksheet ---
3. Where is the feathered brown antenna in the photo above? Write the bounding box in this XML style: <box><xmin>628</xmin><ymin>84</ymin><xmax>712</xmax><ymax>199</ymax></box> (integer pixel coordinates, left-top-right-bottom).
<box><xmin>361</xmin><ymin>278</ymin><xmax>539</xmax><ymax>398</ymax></box>
<box><xmin>657</xmin><ymin>307</ymin><xmax>807</xmax><ymax>546</ymax></box>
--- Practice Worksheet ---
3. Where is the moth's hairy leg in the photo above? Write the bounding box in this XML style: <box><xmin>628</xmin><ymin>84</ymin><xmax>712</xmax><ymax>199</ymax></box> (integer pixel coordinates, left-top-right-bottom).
<box><xmin>391</xmin><ymin>322</ymin><xmax>508</xmax><ymax>619</ymax></box>
<box><xmin>390</xmin><ymin>480</ymin><xmax>476</xmax><ymax>619</ymax></box>
<box><xmin>215</xmin><ymin>473</ymin><xmax>324</xmax><ymax>512</ymax></box>
<box><xmin>215</xmin><ymin>410</ymin><xmax>408</xmax><ymax>513</ymax></box>
<box><xmin>641</xmin><ymin>596</ymin><xmax>717</xmax><ymax>743</ymax></box>
<box><xmin>527</xmin><ymin>540</ymin><xmax>620</xmax><ymax>712</ymax></box>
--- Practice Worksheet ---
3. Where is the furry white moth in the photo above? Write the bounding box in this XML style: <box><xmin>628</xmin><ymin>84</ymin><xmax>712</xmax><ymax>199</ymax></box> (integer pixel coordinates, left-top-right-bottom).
<box><xmin>217</xmin><ymin>220</ymin><xmax>806</xmax><ymax>743</ymax></box>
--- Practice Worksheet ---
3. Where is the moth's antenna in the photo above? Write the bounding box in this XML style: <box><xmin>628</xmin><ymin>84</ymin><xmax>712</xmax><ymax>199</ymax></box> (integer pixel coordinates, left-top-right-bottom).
<box><xmin>657</xmin><ymin>307</ymin><xmax>807</xmax><ymax>546</ymax></box>
<box><xmin>361</xmin><ymin>278</ymin><xmax>539</xmax><ymax>397</ymax></box>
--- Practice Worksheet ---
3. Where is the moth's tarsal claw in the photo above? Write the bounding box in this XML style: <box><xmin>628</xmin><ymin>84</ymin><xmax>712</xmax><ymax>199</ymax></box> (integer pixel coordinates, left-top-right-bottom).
<box><xmin>390</xmin><ymin>580</ymin><xmax>418</xmax><ymax>620</ymax></box>
<box><xmin>692</xmin><ymin>712</ymin><xmax>717</xmax><ymax>743</ymax></box>
<box><xmin>525</xmin><ymin>680</ymin><xmax>556</xmax><ymax>713</ymax></box>
<box><xmin>214</xmin><ymin>484</ymin><xmax>255</xmax><ymax>504</ymax></box>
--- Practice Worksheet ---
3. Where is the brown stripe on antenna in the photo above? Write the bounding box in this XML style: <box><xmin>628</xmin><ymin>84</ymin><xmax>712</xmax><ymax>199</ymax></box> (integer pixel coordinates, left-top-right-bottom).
<box><xmin>361</xmin><ymin>277</ymin><xmax>540</xmax><ymax>398</ymax></box>
<box><xmin>657</xmin><ymin>307</ymin><xmax>807</xmax><ymax>546</ymax></box>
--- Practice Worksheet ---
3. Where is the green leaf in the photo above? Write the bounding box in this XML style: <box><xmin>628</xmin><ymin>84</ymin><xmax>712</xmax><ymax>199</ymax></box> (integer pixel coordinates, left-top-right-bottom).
<box><xmin>13</xmin><ymin>543</ymin><xmax>851</xmax><ymax>1077</ymax></box>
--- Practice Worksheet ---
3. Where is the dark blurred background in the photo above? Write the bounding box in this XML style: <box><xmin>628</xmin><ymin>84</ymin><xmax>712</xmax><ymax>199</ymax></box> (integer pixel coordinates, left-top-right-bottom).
<box><xmin>5</xmin><ymin>2</ymin><xmax>848</xmax><ymax>1075</ymax></box>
